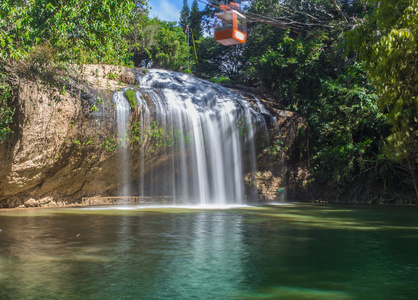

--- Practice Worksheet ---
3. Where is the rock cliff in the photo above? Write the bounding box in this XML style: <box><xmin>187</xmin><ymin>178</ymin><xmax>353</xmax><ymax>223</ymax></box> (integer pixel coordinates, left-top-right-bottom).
<box><xmin>0</xmin><ymin>65</ymin><xmax>308</xmax><ymax>207</ymax></box>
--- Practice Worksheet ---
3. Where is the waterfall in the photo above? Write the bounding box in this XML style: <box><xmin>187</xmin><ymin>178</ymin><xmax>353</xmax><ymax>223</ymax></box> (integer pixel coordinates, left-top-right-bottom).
<box><xmin>113</xmin><ymin>69</ymin><xmax>271</xmax><ymax>205</ymax></box>
<box><xmin>114</xmin><ymin>92</ymin><xmax>131</xmax><ymax>196</ymax></box>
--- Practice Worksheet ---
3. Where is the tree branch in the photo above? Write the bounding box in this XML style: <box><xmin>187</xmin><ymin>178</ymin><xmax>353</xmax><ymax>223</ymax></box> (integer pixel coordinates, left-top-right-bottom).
<box><xmin>331</xmin><ymin>0</ymin><xmax>349</xmax><ymax>22</ymax></box>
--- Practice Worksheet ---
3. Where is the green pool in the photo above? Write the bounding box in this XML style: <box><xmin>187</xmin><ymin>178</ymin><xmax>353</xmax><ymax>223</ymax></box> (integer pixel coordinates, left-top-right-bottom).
<box><xmin>0</xmin><ymin>203</ymin><xmax>417</xmax><ymax>299</ymax></box>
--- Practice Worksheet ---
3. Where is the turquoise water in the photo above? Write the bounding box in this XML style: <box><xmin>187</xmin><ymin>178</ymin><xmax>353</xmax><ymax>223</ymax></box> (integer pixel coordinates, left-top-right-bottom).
<box><xmin>0</xmin><ymin>203</ymin><xmax>418</xmax><ymax>299</ymax></box>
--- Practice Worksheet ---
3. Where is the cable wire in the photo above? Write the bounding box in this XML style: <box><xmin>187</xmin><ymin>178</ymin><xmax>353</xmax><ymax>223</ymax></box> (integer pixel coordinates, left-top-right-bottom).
<box><xmin>197</xmin><ymin>0</ymin><xmax>329</xmax><ymax>32</ymax></box>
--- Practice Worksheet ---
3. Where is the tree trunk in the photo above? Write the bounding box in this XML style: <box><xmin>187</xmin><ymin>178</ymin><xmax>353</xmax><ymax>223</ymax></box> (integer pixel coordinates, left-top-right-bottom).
<box><xmin>407</xmin><ymin>157</ymin><xmax>418</xmax><ymax>201</ymax></box>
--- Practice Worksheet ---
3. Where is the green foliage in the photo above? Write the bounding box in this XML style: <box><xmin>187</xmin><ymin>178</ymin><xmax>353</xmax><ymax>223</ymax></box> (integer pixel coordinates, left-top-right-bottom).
<box><xmin>130</xmin><ymin>120</ymin><xmax>142</xmax><ymax>145</ymax></box>
<box><xmin>0</xmin><ymin>1</ymin><xmax>31</xmax><ymax>60</ymax></box>
<box><xmin>59</xmin><ymin>85</ymin><xmax>66</xmax><ymax>95</ymax></box>
<box><xmin>244</xmin><ymin>33</ymin><xmax>323</xmax><ymax>103</ymax></box>
<box><xmin>99</xmin><ymin>114</ymin><xmax>192</xmax><ymax>155</ymax></box>
<box><xmin>0</xmin><ymin>0</ymin><xmax>149</xmax><ymax>145</ymax></box>
<box><xmin>90</xmin><ymin>105</ymin><xmax>98</xmax><ymax>112</ymax></box>
<box><xmin>347</xmin><ymin>0</ymin><xmax>418</xmax><ymax>161</ymax></box>
<box><xmin>236</xmin><ymin>118</ymin><xmax>253</xmax><ymax>139</ymax></box>
<box><xmin>0</xmin><ymin>68</ymin><xmax>14</xmax><ymax>141</ymax></box>
<box><xmin>0</xmin><ymin>0</ymin><xmax>142</xmax><ymax>63</ymax></box>
<box><xmin>204</xmin><ymin>0</ymin><xmax>391</xmax><ymax>197</ymax></box>
<box><xmin>269</xmin><ymin>137</ymin><xmax>288</xmax><ymax>161</ymax></box>
<box><xmin>107</xmin><ymin>72</ymin><xmax>119</xmax><ymax>80</ymax></box>
<box><xmin>302</xmin><ymin>70</ymin><xmax>388</xmax><ymax>192</ymax></box>
<box><xmin>197</xmin><ymin>37</ymin><xmax>244</xmax><ymax>78</ymax></box>
<box><xmin>190</xmin><ymin>0</ymin><xmax>202</xmax><ymax>41</ymax></box>
<box><xmin>124</xmin><ymin>89</ymin><xmax>137</xmax><ymax>109</ymax></box>
<box><xmin>179</xmin><ymin>0</ymin><xmax>190</xmax><ymax>33</ymax></box>
<box><xmin>132</xmin><ymin>18</ymin><xmax>189</xmax><ymax>70</ymax></box>
<box><xmin>209</xmin><ymin>76</ymin><xmax>233</xmax><ymax>84</ymax></box>
<box><xmin>127</xmin><ymin>118</ymin><xmax>193</xmax><ymax>152</ymax></box>
<box><xmin>148</xmin><ymin>120</ymin><xmax>164</xmax><ymax>149</ymax></box>
<box><xmin>102</xmin><ymin>137</ymin><xmax>118</xmax><ymax>152</ymax></box>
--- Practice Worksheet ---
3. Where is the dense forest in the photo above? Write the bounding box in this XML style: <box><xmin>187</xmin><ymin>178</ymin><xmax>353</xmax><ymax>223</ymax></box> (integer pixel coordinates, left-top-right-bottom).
<box><xmin>0</xmin><ymin>0</ymin><xmax>417</xmax><ymax>203</ymax></box>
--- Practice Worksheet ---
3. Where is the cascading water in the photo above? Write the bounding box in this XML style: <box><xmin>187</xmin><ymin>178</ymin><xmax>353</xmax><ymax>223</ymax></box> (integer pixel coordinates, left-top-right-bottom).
<box><xmin>114</xmin><ymin>92</ymin><xmax>131</xmax><ymax>196</ymax></box>
<box><xmin>113</xmin><ymin>69</ymin><xmax>271</xmax><ymax>205</ymax></box>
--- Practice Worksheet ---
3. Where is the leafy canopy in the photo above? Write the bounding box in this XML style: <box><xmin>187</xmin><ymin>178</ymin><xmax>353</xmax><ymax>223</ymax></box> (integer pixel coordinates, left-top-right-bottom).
<box><xmin>0</xmin><ymin>0</ymin><xmax>144</xmax><ymax>64</ymax></box>
<box><xmin>130</xmin><ymin>18</ymin><xmax>189</xmax><ymax>70</ymax></box>
<box><xmin>347</xmin><ymin>0</ymin><xmax>418</xmax><ymax>161</ymax></box>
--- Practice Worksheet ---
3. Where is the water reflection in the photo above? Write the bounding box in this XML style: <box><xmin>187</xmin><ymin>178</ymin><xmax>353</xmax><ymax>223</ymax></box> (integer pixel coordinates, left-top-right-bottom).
<box><xmin>0</xmin><ymin>205</ymin><xmax>418</xmax><ymax>299</ymax></box>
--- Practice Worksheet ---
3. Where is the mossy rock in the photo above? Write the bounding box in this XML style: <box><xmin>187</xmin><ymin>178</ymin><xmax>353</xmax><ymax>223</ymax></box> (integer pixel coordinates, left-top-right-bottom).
<box><xmin>124</xmin><ymin>89</ymin><xmax>137</xmax><ymax>110</ymax></box>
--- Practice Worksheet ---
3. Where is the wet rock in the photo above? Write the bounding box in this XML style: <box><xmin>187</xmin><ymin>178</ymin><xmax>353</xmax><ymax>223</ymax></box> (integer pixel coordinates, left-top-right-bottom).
<box><xmin>80</xmin><ymin>91</ymin><xmax>94</xmax><ymax>100</ymax></box>
<box><xmin>120</xmin><ymin>71</ymin><xmax>139</xmax><ymax>85</ymax></box>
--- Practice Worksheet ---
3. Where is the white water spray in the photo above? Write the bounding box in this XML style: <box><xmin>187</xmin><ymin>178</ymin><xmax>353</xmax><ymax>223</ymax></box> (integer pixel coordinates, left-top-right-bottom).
<box><xmin>114</xmin><ymin>92</ymin><xmax>131</xmax><ymax>196</ymax></box>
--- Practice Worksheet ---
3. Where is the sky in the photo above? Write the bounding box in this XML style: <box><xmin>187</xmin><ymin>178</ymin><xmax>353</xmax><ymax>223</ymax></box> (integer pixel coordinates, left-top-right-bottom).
<box><xmin>148</xmin><ymin>0</ymin><xmax>206</xmax><ymax>23</ymax></box>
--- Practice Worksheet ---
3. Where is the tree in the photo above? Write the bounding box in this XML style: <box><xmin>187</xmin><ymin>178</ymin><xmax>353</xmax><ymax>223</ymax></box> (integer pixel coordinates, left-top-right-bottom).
<box><xmin>179</xmin><ymin>0</ymin><xmax>190</xmax><ymax>33</ymax></box>
<box><xmin>189</xmin><ymin>0</ymin><xmax>202</xmax><ymax>40</ymax></box>
<box><xmin>347</xmin><ymin>0</ymin><xmax>418</xmax><ymax>200</ymax></box>
<box><xmin>0</xmin><ymin>0</ymin><xmax>148</xmax><ymax>141</ymax></box>
<box><xmin>132</xmin><ymin>18</ymin><xmax>189</xmax><ymax>70</ymax></box>
<box><xmin>0</xmin><ymin>0</ymin><xmax>140</xmax><ymax>64</ymax></box>
<box><xmin>348</xmin><ymin>0</ymin><xmax>418</xmax><ymax>161</ymax></box>
<box><xmin>0</xmin><ymin>0</ymin><xmax>33</xmax><ymax>60</ymax></box>
<box><xmin>197</xmin><ymin>38</ymin><xmax>244</xmax><ymax>78</ymax></box>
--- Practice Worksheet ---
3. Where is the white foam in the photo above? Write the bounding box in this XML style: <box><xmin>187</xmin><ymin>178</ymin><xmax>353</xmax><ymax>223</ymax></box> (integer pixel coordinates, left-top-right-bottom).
<box><xmin>81</xmin><ymin>204</ymin><xmax>252</xmax><ymax>210</ymax></box>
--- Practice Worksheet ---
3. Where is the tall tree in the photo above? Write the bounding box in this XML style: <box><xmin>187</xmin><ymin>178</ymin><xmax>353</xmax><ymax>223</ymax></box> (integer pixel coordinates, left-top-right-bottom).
<box><xmin>179</xmin><ymin>0</ymin><xmax>190</xmax><ymax>33</ymax></box>
<box><xmin>348</xmin><ymin>0</ymin><xmax>418</xmax><ymax>161</ymax></box>
<box><xmin>347</xmin><ymin>0</ymin><xmax>418</xmax><ymax>200</ymax></box>
<box><xmin>189</xmin><ymin>0</ymin><xmax>202</xmax><ymax>40</ymax></box>
<box><xmin>132</xmin><ymin>18</ymin><xmax>189</xmax><ymax>70</ymax></box>
<box><xmin>0</xmin><ymin>0</ymin><xmax>140</xmax><ymax>63</ymax></box>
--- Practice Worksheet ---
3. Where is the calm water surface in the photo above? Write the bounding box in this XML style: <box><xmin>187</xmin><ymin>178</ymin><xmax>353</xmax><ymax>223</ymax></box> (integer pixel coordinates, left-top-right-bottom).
<box><xmin>0</xmin><ymin>203</ymin><xmax>417</xmax><ymax>299</ymax></box>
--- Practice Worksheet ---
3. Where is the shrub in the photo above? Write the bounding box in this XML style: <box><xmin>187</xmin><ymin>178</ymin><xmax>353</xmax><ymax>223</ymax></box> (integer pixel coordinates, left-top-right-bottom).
<box><xmin>123</xmin><ymin>89</ymin><xmax>137</xmax><ymax>109</ymax></box>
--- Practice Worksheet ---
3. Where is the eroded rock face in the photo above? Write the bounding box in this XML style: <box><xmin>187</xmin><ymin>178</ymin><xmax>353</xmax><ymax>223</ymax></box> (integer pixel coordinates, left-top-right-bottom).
<box><xmin>0</xmin><ymin>66</ymin><xmax>308</xmax><ymax>207</ymax></box>
<box><xmin>241</xmin><ymin>99</ymin><xmax>309</xmax><ymax>202</ymax></box>
<box><xmin>3</xmin><ymin>80</ymin><xmax>78</xmax><ymax>192</ymax></box>
<box><xmin>0</xmin><ymin>65</ymin><xmax>128</xmax><ymax>207</ymax></box>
